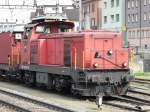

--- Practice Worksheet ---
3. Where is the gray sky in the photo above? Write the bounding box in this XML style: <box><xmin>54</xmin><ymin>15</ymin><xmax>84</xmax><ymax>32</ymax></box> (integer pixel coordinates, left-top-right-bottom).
<box><xmin>0</xmin><ymin>0</ymin><xmax>73</xmax><ymax>23</ymax></box>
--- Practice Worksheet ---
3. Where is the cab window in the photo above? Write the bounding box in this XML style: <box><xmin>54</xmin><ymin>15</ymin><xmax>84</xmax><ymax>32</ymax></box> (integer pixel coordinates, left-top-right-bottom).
<box><xmin>35</xmin><ymin>25</ymin><xmax>51</xmax><ymax>34</ymax></box>
<box><xmin>58</xmin><ymin>24</ymin><xmax>72</xmax><ymax>32</ymax></box>
<box><xmin>36</xmin><ymin>26</ymin><xmax>45</xmax><ymax>33</ymax></box>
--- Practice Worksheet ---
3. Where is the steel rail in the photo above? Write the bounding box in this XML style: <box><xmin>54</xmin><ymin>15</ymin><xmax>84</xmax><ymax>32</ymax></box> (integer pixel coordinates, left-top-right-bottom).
<box><xmin>0</xmin><ymin>100</ymin><xmax>31</xmax><ymax>112</ymax></box>
<box><xmin>129</xmin><ymin>87</ymin><xmax>150</xmax><ymax>96</ymax></box>
<box><xmin>104</xmin><ymin>102</ymin><xmax>141</xmax><ymax>112</ymax></box>
<box><xmin>123</xmin><ymin>95</ymin><xmax>150</xmax><ymax>105</ymax></box>
<box><xmin>0</xmin><ymin>88</ymin><xmax>75</xmax><ymax>112</ymax></box>
<box><xmin>133</xmin><ymin>78</ymin><xmax>150</xmax><ymax>85</ymax></box>
<box><xmin>104</xmin><ymin>95</ymin><xmax>150</xmax><ymax>112</ymax></box>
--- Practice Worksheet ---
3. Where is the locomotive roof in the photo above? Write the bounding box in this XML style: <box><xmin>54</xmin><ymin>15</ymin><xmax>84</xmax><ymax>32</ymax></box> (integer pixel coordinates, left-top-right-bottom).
<box><xmin>25</xmin><ymin>14</ymin><xmax>74</xmax><ymax>29</ymax></box>
<box><xmin>31</xmin><ymin>14</ymin><xmax>68</xmax><ymax>23</ymax></box>
<box><xmin>25</xmin><ymin>21</ymin><xmax>74</xmax><ymax>29</ymax></box>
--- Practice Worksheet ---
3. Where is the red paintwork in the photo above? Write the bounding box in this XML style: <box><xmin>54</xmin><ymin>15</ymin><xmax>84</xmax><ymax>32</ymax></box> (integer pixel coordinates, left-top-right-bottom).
<box><xmin>0</xmin><ymin>32</ymin><xmax>11</xmax><ymax>64</ymax></box>
<box><xmin>21</xmin><ymin>21</ymin><xmax>74</xmax><ymax>65</ymax></box>
<box><xmin>0</xmin><ymin>32</ymin><xmax>21</xmax><ymax>65</ymax></box>
<box><xmin>69</xmin><ymin>31</ymin><xmax>129</xmax><ymax>70</ymax></box>
<box><xmin>21</xmin><ymin>21</ymin><xmax>129</xmax><ymax>70</ymax></box>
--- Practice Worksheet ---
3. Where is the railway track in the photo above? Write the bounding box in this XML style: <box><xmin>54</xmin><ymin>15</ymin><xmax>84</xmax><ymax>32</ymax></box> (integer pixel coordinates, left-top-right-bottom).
<box><xmin>0</xmin><ymin>87</ymin><xmax>75</xmax><ymax>112</ymax></box>
<box><xmin>129</xmin><ymin>87</ymin><xmax>150</xmax><ymax>96</ymax></box>
<box><xmin>0</xmin><ymin>100</ymin><xmax>30</xmax><ymax>112</ymax></box>
<box><xmin>133</xmin><ymin>78</ymin><xmax>150</xmax><ymax>85</ymax></box>
<box><xmin>104</xmin><ymin>95</ymin><xmax>150</xmax><ymax>112</ymax></box>
<box><xmin>0</xmin><ymin>80</ymin><xmax>149</xmax><ymax>112</ymax></box>
<box><xmin>103</xmin><ymin>86</ymin><xmax>150</xmax><ymax>112</ymax></box>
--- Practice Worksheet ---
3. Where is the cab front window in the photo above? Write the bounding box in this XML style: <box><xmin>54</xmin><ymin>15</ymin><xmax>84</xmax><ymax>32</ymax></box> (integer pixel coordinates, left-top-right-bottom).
<box><xmin>35</xmin><ymin>26</ymin><xmax>45</xmax><ymax>33</ymax></box>
<box><xmin>35</xmin><ymin>25</ymin><xmax>51</xmax><ymax>34</ymax></box>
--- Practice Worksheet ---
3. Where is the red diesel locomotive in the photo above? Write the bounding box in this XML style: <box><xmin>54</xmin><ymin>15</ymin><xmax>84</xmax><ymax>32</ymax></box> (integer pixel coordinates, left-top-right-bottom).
<box><xmin>0</xmin><ymin>16</ymin><xmax>133</xmax><ymax>97</ymax></box>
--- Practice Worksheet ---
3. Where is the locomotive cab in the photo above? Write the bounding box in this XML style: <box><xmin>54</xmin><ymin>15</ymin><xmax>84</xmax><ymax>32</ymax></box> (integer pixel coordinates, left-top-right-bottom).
<box><xmin>21</xmin><ymin>15</ymin><xmax>74</xmax><ymax>65</ymax></box>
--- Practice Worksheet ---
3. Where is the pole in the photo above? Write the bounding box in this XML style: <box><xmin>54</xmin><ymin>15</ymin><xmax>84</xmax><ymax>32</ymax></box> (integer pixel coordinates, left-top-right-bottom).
<box><xmin>139</xmin><ymin>0</ymin><xmax>142</xmax><ymax>49</ymax></box>
<box><xmin>79</xmin><ymin>0</ymin><xmax>82</xmax><ymax>31</ymax></box>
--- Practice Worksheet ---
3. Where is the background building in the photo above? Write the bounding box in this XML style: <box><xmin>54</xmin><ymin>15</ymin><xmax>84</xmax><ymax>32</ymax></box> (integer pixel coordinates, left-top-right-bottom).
<box><xmin>65</xmin><ymin>8</ymin><xmax>79</xmax><ymax>31</ymax></box>
<box><xmin>102</xmin><ymin>0</ymin><xmax>126</xmax><ymax>31</ymax></box>
<box><xmin>81</xmin><ymin>0</ymin><xmax>102</xmax><ymax>30</ymax></box>
<box><xmin>126</xmin><ymin>0</ymin><xmax>150</xmax><ymax>49</ymax></box>
<box><xmin>102</xmin><ymin>0</ymin><xmax>126</xmax><ymax>46</ymax></box>
<box><xmin>0</xmin><ymin>19</ymin><xmax>25</xmax><ymax>32</ymax></box>
<box><xmin>126</xmin><ymin>0</ymin><xmax>150</xmax><ymax>72</ymax></box>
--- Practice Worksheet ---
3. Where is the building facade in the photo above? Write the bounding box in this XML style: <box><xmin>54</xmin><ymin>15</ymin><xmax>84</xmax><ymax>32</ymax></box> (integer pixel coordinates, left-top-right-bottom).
<box><xmin>65</xmin><ymin>8</ymin><xmax>80</xmax><ymax>31</ymax></box>
<box><xmin>81</xmin><ymin>0</ymin><xmax>102</xmax><ymax>30</ymax></box>
<box><xmin>102</xmin><ymin>0</ymin><xmax>126</xmax><ymax>32</ymax></box>
<box><xmin>126</xmin><ymin>0</ymin><xmax>150</xmax><ymax>49</ymax></box>
<box><xmin>0</xmin><ymin>19</ymin><xmax>26</xmax><ymax>32</ymax></box>
<box><xmin>126</xmin><ymin>0</ymin><xmax>150</xmax><ymax>72</ymax></box>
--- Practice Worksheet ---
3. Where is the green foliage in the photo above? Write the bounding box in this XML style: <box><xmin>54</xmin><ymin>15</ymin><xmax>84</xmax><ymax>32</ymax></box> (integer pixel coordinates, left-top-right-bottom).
<box><xmin>134</xmin><ymin>72</ymin><xmax>150</xmax><ymax>79</ymax></box>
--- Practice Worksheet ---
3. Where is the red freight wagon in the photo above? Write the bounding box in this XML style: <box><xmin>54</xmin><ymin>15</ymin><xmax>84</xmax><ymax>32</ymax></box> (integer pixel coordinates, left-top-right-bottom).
<box><xmin>0</xmin><ymin>32</ymin><xmax>22</xmax><ymax>67</ymax></box>
<box><xmin>0</xmin><ymin>32</ymin><xmax>11</xmax><ymax>64</ymax></box>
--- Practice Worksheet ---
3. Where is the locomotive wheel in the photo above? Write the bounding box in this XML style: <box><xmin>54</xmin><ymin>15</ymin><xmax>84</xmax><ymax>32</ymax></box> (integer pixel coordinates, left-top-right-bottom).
<box><xmin>24</xmin><ymin>72</ymin><xmax>36</xmax><ymax>86</ymax></box>
<box><xmin>54</xmin><ymin>78</ymin><xmax>63</xmax><ymax>92</ymax></box>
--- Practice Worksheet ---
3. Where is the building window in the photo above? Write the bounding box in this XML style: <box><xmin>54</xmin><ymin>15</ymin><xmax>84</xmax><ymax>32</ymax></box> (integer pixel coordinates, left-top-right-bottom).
<box><xmin>144</xmin><ymin>0</ymin><xmax>147</xmax><ymax>5</ymax></box>
<box><xmin>128</xmin><ymin>14</ymin><xmax>130</xmax><ymax>23</ymax></box>
<box><xmin>92</xmin><ymin>3</ymin><xmax>95</xmax><ymax>12</ymax></box>
<box><xmin>111</xmin><ymin>15</ymin><xmax>114</xmax><ymax>22</ymax></box>
<box><xmin>131</xmin><ymin>0</ymin><xmax>134</xmax><ymax>8</ymax></box>
<box><xmin>132</xmin><ymin>14</ymin><xmax>135</xmax><ymax>22</ymax></box>
<box><xmin>149</xmin><ymin>12</ymin><xmax>150</xmax><ymax>20</ymax></box>
<box><xmin>104</xmin><ymin>2</ymin><xmax>107</xmax><ymax>8</ymax></box>
<box><xmin>135</xmin><ymin>0</ymin><xmax>138</xmax><ymax>7</ymax></box>
<box><xmin>149</xmin><ymin>30</ymin><xmax>150</xmax><ymax>37</ymax></box>
<box><xmin>87</xmin><ymin>5</ymin><xmax>90</xmax><ymax>13</ymax></box>
<box><xmin>135</xmin><ymin>13</ymin><xmax>138</xmax><ymax>22</ymax></box>
<box><xmin>142</xmin><ymin>30</ymin><xmax>144</xmax><ymax>37</ymax></box>
<box><xmin>116</xmin><ymin>14</ymin><xmax>120</xmax><ymax>22</ymax></box>
<box><xmin>129</xmin><ymin>31</ymin><xmax>132</xmax><ymax>38</ymax></box>
<box><xmin>132</xmin><ymin>31</ymin><xmax>135</xmax><ymax>38</ymax></box>
<box><xmin>128</xmin><ymin>0</ymin><xmax>130</xmax><ymax>8</ymax></box>
<box><xmin>149</xmin><ymin>0</ymin><xmax>150</xmax><ymax>4</ymax></box>
<box><xmin>146</xmin><ymin>30</ymin><xmax>149</xmax><ymax>38</ymax></box>
<box><xmin>144</xmin><ymin>12</ymin><xmax>147</xmax><ymax>21</ymax></box>
<box><xmin>144</xmin><ymin>30</ymin><xmax>147</xmax><ymax>37</ymax></box>
<box><xmin>104</xmin><ymin>16</ymin><xmax>107</xmax><ymax>23</ymax></box>
<box><xmin>83</xmin><ymin>7</ymin><xmax>85</xmax><ymax>16</ymax></box>
<box><xmin>111</xmin><ymin>0</ymin><xmax>114</xmax><ymax>8</ymax></box>
<box><xmin>116</xmin><ymin>0</ymin><xmax>119</xmax><ymax>7</ymax></box>
<box><xmin>91</xmin><ymin>18</ymin><xmax>95</xmax><ymax>27</ymax></box>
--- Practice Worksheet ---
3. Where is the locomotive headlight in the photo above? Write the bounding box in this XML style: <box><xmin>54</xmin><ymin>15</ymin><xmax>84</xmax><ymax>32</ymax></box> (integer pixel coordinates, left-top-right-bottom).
<box><xmin>107</xmin><ymin>50</ymin><xmax>113</xmax><ymax>56</ymax></box>
<box><xmin>122</xmin><ymin>62</ymin><xmax>128</xmax><ymax>67</ymax></box>
<box><xmin>94</xmin><ymin>52</ymin><xmax>101</xmax><ymax>58</ymax></box>
<box><xmin>93</xmin><ymin>63</ymin><xmax>99</xmax><ymax>68</ymax></box>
